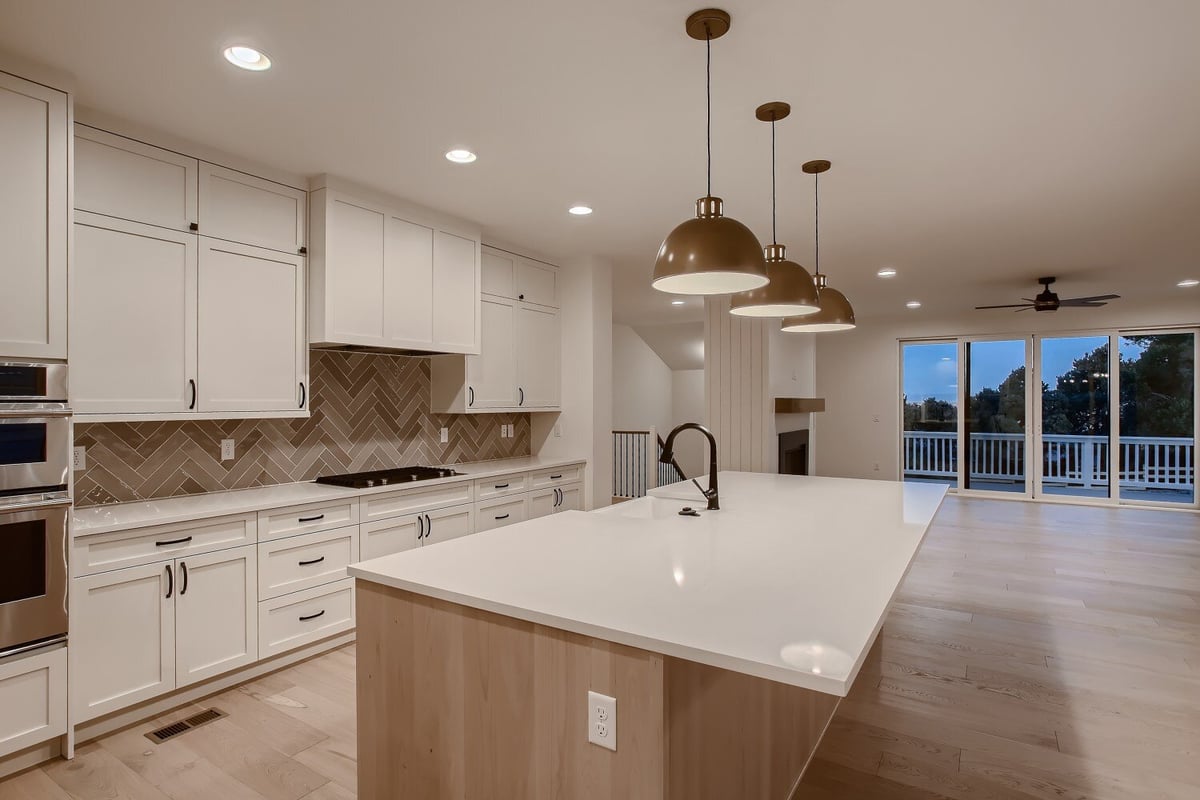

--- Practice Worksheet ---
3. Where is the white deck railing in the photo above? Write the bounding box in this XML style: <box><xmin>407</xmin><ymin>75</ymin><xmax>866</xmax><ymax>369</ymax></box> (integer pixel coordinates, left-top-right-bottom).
<box><xmin>903</xmin><ymin>431</ymin><xmax>1195</xmax><ymax>491</ymax></box>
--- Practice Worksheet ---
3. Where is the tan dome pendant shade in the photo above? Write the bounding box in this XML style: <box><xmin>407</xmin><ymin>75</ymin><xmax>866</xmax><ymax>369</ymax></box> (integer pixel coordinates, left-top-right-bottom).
<box><xmin>730</xmin><ymin>102</ymin><xmax>820</xmax><ymax>317</ymax></box>
<box><xmin>781</xmin><ymin>160</ymin><xmax>857</xmax><ymax>332</ymax></box>
<box><xmin>652</xmin><ymin>9</ymin><xmax>768</xmax><ymax>296</ymax></box>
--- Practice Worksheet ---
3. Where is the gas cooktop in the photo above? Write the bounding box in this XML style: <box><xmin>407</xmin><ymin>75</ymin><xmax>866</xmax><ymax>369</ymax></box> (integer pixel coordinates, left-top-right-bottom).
<box><xmin>314</xmin><ymin>466</ymin><xmax>464</xmax><ymax>489</ymax></box>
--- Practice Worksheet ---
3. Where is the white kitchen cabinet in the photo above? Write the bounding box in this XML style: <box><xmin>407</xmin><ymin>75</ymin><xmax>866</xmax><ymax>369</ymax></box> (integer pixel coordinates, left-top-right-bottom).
<box><xmin>475</xmin><ymin>495</ymin><xmax>529</xmax><ymax>532</ymax></box>
<box><xmin>471</xmin><ymin>297</ymin><xmax>518</xmax><ymax>408</ymax></box>
<box><xmin>481</xmin><ymin>247</ymin><xmax>517</xmax><ymax>297</ymax></box>
<box><xmin>308</xmin><ymin>184</ymin><xmax>480</xmax><ymax>355</ymax></box>
<box><xmin>421</xmin><ymin>504</ymin><xmax>475</xmax><ymax>545</ymax></box>
<box><xmin>75</xmin><ymin>125</ymin><xmax>197</xmax><ymax>232</ymax></box>
<box><xmin>259</xmin><ymin>526</ymin><xmax>358</xmax><ymax>600</ymax></box>
<box><xmin>0</xmin><ymin>71</ymin><xmax>67</xmax><ymax>359</ymax></box>
<box><xmin>72</xmin><ymin>562</ymin><xmax>176</xmax><ymax>721</ymax></box>
<box><xmin>259</xmin><ymin>579</ymin><xmax>355</xmax><ymax>659</ymax></box>
<box><xmin>480</xmin><ymin>246</ymin><xmax>558</xmax><ymax>309</ymax></box>
<box><xmin>71</xmin><ymin>214</ymin><xmax>197</xmax><ymax>414</ymax></box>
<box><xmin>0</xmin><ymin>644</ymin><xmax>67</xmax><ymax>759</ymax></box>
<box><xmin>556</xmin><ymin>483</ymin><xmax>583</xmax><ymax>512</ymax></box>
<box><xmin>516</xmin><ymin>259</ymin><xmax>558</xmax><ymax>307</ymax></box>
<box><xmin>198</xmin><ymin>162</ymin><xmax>306</xmax><ymax>254</ymax></box>
<box><xmin>197</xmin><ymin>238</ymin><xmax>307</xmax><ymax>413</ymax></box>
<box><xmin>175</xmin><ymin>545</ymin><xmax>258</xmax><ymax>686</ymax></box>
<box><xmin>516</xmin><ymin>304</ymin><xmax>561</xmax><ymax>408</ymax></box>
<box><xmin>529</xmin><ymin>483</ymin><xmax>583</xmax><ymax>519</ymax></box>
<box><xmin>360</xmin><ymin>503</ymin><xmax>475</xmax><ymax>559</ymax></box>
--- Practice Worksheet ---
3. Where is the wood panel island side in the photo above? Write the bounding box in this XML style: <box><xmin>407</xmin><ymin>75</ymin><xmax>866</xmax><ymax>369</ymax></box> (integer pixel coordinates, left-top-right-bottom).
<box><xmin>349</xmin><ymin>472</ymin><xmax>947</xmax><ymax>799</ymax></box>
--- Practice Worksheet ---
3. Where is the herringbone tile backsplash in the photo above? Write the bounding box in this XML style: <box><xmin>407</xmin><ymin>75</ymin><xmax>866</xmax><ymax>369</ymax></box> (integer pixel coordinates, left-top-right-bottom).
<box><xmin>74</xmin><ymin>350</ymin><xmax>531</xmax><ymax>506</ymax></box>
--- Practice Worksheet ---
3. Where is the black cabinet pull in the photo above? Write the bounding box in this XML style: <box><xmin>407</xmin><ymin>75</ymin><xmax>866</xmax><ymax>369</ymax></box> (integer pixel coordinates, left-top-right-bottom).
<box><xmin>468</xmin><ymin>386</ymin><xmax>475</xmax><ymax>407</ymax></box>
<box><xmin>555</xmin><ymin>488</ymin><xmax>562</xmax><ymax>507</ymax></box>
<box><xmin>188</xmin><ymin>379</ymin><xmax>196</xmax><ymax>410</ymax></box>
<box><xmin>298</xmin><ymin>514</ymin><xmax>325</xmax><ymax>523</ymax></box>
<box><xmin>188</xmin><ymin>222</ymin><xmax>198</xmax><ymax>232</ymax></box>
<box><xmin>519</xmin><ymin>387</ymin><xmax>525</xmax><ymax>406</ymax></box>
<box><xmin>494</xmin><ymin>483</ymin><xmax>509</xmax><ymax>489</ymax></box>
<box><xmin>495</xmin><ymin>513</ymin><xmax>509</xmax><ymax>520</ymax></box>
<box><xmin>417</xmin><ymin>514</ymin><xmax>424</xmax><ymax>540</ymax></box>
<box><xmin>518</xmin><ymin>293</ymin><xmax>525</xmax><ymax>300</ymax></box>
<box><xmin>299</xmin><ymin>610</ymin><xmax>325</xmax><ymax>622</ymax></box>
<box><xmin>156</xmin><ymin>535</ymin><xmax>193</xmax><ymax>547</ymax></box>
<box><xmin>298</xmin><ymin>556</ymin><xmax>325</xmax><ymax>566</ymax></box>
<box><xmin>424</xmin><ymin>514</ymin><xmax>432</xmax><ymax>538</ymax></box>
<box><xmin>298</xmin><ymin>245</ymin><xmax>308</xmax><ymax>255</ymax></box>
<box><xmin>165</xmin><ymin>565</ymin><xmax>173</xmax><ymax>599</ymax></box>
<box><xmin>299</xmin><ymin>382</ymin><xmax>306</xmax><ymax>408</ymax></box>
<box><xmin>550</xmin><ymin>474</ymin><xmax>563</xmax><ymax>480</ymax></box>
<box><xmin>179</xmin><ymin>562</ymin><xmax>189</xmax><ymax>596</ymax></box>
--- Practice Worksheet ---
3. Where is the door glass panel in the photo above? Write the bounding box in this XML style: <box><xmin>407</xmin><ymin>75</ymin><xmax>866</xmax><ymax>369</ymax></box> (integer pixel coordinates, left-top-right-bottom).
<box><xmin>1118</xmin><ymin>333</ymin><xmax>1195</xmax><ymax>504</ymax></box>
<box><xmin>0</xmin><ymin>519</ymin><xmax>47</xmax><ymax>603</ymax></box>
<box><xmin>902</xmin><ymin>342</ymin><xmax>958</xmax><ymax>488</ymax></box>
<box><xmin>1040</xmin><ymin>336</ymin><xmax>1110</xmax><ymax>498</ymax></box>
<box><xmin>965</xmin><ymin>340</ymin><xmax>1026</xmax><ymax>493</ymax></box>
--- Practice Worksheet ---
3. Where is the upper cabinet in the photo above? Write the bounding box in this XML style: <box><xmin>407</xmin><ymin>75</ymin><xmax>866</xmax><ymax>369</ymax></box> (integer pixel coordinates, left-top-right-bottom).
<box><xmin>71</xmin><ymin>124</ymin><xmax>308</xmax><ymax>420</ymax></box>
<box><xmin>0</xmin><ymin>70</ymin><xmax>68</xmax><ymax>359</ymax></box>
<box><xmin>308</xmin><ymin>181</ymin><xmax>481</xmax><ymax>355</ymax></box>
<box><xmin>431</xmin><ymin>245</ymin><xmax>562</xmax><ymax>414</ymax></box>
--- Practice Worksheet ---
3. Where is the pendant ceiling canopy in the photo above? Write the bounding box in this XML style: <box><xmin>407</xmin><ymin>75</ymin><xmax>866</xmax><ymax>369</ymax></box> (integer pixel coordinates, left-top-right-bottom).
<box><xmin>652</xmin><ymin>9</ymin><xmax>768</xmax><ymax>296</ymax></box>
<box><xmin>781</xmin><ymin>160</ymin><xmax>856</xmax><ymax>333</ymax></box>
<box><xmin>730</xmin><ymin>102</ymin><xmax>820</xmax><ymax>317</ymax></box>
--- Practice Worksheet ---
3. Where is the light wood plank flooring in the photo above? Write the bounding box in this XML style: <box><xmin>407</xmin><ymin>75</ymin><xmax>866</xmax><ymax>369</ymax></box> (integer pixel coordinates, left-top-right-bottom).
<box><xmin>2</xmin><ymin>496</ymin><xmax>1196</xmax><ymax>799</ymax></box>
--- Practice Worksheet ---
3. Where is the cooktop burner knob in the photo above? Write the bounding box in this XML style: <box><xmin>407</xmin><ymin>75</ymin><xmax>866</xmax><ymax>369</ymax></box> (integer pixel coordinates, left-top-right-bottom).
<box><xmin>366</xmin><ymin>479</ymin><xmax>375</xmax><ymax>487</ymax></box>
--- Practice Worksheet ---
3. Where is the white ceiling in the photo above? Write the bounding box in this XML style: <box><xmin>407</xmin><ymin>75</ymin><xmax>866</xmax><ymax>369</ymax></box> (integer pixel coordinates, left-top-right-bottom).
<box><xmin>3</xmin><ymin>0</ymin><xmax>1199</xmax><ymax>326</ymax></box>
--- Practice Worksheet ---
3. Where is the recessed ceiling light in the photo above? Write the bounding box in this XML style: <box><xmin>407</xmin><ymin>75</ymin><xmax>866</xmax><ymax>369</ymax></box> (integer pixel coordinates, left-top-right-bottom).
<box><xmin>568</xmin><ymin>205</ymin><xmax>593</xmax><ymax>216</ymax></box>
<box><xmin>671</xmin><ymin>300</ymin><xmax>686</xmax><ymax>305</ymax></box>
<box><xmin>1178</xmin><ymin>278</ymin><xmax>1199</xmax><ymax>288</ymax></box>
<box><xmin>906</xmin><ymin>300</ymin><xmax>922</xmax><ymax>309</ymax></box>
<box><xmin>445</xmin><ymin>149</ymin><xmax>477</xmax><ymax>164</ymax></box>
<box><xmin>223</xmin><ymin>45</ymin><xmax>271</xmax><ymax>71</ymax></box>
<box><xmin>877</xmin><ymin>267</ymin><xmax>897</xmax><ymax>278</ymax></box>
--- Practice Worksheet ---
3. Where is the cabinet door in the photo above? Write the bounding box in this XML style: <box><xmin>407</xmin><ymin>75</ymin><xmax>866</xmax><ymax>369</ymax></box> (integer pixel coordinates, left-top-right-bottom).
<box><xmin>516</xmin><ymin>304</ymin><xmax>561</xmax><ymax>408</ymax></box>
<box><xmin>198</xmin><ymin>162</ymin><xmax>306</xmax><ymax>254</ymax></box>
<box><xmin>72</xmin><ymin>563</ymin><xmax>175</xmax><ymax>721</ymax></box>
<box><xmin>432</xmin><ymin>231</ymin><xmax>479</xmax><ymax>353</ymax></box>
<box><xmin>198</xmin><ymin>239</ymin><xmax>306</xmax><ymax>412</ymax></box>
<box><xmin>466</xmin><ymin>297</ymin><xmax>518</xmax><ymax>408</ymax></box>
<box><xmin>516</xmin><ymin>259</ymin><xmax>558</xmax><ymax>308</ymax></box>
<box><xmin>528</xmin><ymin>488</ymin><xmax>557</xmax><ymax>520</ymax></box>
<box><xmin>74</xmin><ymin>125</ymin><xmax>197</xmax><ymax>231</ymax></box>
<box><xmin>480</xmin><ymin>246</ymin><xmax>516</xmax><ymax>298</ymax></box>
<box><xmin>383</xmin><ymin>215</ymin><xmax>433</xmax><ymax>348</ymax></box>
<box><xmin>422</xmin><ymin>504</ymin><xmax>475</xmax><ymax>545</ymax></box>
<box><xmin>72</xmin><ymin>214</ymin><xmax>197</xmax><ymax>413</ymax></box>
<box><xmin>175</xmin><ymin>545</ymin><xmax>258</xmax><ymax>687</ymax></box>
<box><xmin>0</xmin><ymin>73</ymin><xmax>67</xmax><ymax>359</ymax></box>
<box><xmin>557</xmin><ymin>483</ymin><xmax>583</xmax><ymax>512</ymax></box>
<box><xmin>320</xmin><ymin>195</ymin><xmax>386</xmax><ymax>343</ymax></box>
<box><xmin>360</xmin><ymin>514</ymin><xmax>421</xmax><ymax>561</ymax></box>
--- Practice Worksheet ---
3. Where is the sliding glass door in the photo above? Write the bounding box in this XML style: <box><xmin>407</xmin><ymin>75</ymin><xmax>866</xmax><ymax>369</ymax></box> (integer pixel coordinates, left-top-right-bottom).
<box><xmin>964</xmin><ymin>339</ymin><xmax>1030</xmax><ymax>495</ymax></box>
<box><xmin>900</xmin><ymin>341</ymin><xmax>959</xmax><ymax>488</ymax></box>
<box><xmin>1037</xmin><ymin>335</ymin><xmax>1112</xmax><ymax>499</ymax></box>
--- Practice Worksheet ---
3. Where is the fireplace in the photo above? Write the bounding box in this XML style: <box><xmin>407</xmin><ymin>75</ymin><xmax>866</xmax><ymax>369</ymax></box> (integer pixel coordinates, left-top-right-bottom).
<box><xmin>778</xmin><ymin>429</ymin><xmax>809</xmax><ymax>476</ymax></box>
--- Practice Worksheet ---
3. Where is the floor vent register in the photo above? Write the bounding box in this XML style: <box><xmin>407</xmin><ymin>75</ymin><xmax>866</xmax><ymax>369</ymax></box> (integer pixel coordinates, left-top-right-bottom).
<box><xmin>144</xmin><ymin>707</ymin><xmax>227</xmax><ymax>744</ymax></box>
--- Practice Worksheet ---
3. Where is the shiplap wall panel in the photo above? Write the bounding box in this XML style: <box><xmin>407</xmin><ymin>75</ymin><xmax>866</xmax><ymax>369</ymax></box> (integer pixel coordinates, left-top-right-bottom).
<box><xmin>704</xmin><ymin>297</ymin><xmax>771</xmax><ymax>472</ymax></box>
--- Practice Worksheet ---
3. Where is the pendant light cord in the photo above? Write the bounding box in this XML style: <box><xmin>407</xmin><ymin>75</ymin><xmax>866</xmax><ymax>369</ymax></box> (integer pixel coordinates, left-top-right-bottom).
<box><xmin>706</xmin><ymin>29</ymin><xmax>712</xmax><ymax>197</ymax></box>
<box><xmin>814</xmin><ymin>171</ymin><xmax>820</xmax><ymax>275</ymax></box>
<box><xmin>771</xmin><ymin>118</ymin><xmax>777</xmax><ymax>244</ymax></box>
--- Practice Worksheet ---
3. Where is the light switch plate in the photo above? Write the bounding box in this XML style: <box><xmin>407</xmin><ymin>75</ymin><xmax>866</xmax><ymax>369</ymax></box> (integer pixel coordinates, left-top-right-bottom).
<box><xmin>440</xmin><ymin>427</ymin><xmax>449</xmax><ymax>444</ymax></box>
<box><xmin>220</xmin><ymin>439</ymin><xmax>236</xmax><ymax>461</ymax></box>
<box><xmin>554</xmin><ymin>423</ymin><xmax>562</xmax><ymax>438</ymax></box>
<box><xmin>587</xmin><ymin>690</ymin><xmax>616</xmax><ymax>751</ymax></box>
<box><xmin>73</xmin><ymin>446</ymin><xmax>86</xmax><ymax>471</ymax></box>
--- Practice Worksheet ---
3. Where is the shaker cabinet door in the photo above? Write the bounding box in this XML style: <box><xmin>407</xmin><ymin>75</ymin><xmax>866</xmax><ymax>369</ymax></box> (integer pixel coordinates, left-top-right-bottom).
<box><xmin>198</xmin><ymin>162</ymin><xmax>306</xmax><ymax>254</ymax></box>
<box><xmin>466</xmin><ymin>297</ymin><xmax>518</xmax><ymax>408</ymax></box>
<box><xmin>432</xmin><ymin>230</ymin><xmax>479</xmax><ymax>353</ymax></box>
<box><xmin>383</xmin><ymin>214</ymin><xmax>434</xmax><ymax>348</ymax></box>
<box><xmin>71</xmin><ymin>214</ymin><xmax>197</xmax><ymax>414</ymax></box>
<box><xmin>175</xmin><ymin>546</ymin><xmax>258</xmax><ymax>687</ymax></box>
<box><xmin>515</xmin><ymin>304</ymin><xmax>561</xmax><ymax>408</ymax></box>
<box><xmin>74</xmin><ymin>125</ymin><xmax>197</xmax><ymax>232</ymax></box>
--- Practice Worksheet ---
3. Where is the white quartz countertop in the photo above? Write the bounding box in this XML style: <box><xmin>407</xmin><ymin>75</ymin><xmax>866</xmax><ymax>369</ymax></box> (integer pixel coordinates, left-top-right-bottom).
<box><xmin>72</xmin><ymin>455</ymin><xmax>586</xmax><ymax>536</ymax></box>
<box><xmin>349</xmin><ymin>472</ymin><xmax>947</xmax><ymax>695</ymax></box>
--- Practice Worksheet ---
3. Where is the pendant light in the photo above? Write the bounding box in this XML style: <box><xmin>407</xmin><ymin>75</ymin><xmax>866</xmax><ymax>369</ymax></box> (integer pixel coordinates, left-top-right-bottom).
<box><xmin>652</xmin><ymin>9</ymin><xmax>768</xmax><ymax>296</ymax></box>
<box><xmin>781</xmin><ymin>160</ymin><xmax>856</xmax><ymax>332</ymax></box>
<box><xmin>730</xmin><ymin>102</ymin><xmax>820</xmax><ymax>317</ymax></box>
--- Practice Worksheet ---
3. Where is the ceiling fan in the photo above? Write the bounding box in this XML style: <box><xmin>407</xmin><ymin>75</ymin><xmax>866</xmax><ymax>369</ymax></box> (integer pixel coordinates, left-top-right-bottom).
<box><xmin>975</xmin><ymin>277</ymin><xmax>1120</xmax><ymax>312</ymax></box>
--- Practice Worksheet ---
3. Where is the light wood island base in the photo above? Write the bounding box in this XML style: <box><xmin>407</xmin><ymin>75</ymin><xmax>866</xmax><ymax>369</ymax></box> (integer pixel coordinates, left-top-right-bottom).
<box><xmin>356</xmin><ymin>581</ymin><xmax>841</xmax><ymax>799</ymax></box>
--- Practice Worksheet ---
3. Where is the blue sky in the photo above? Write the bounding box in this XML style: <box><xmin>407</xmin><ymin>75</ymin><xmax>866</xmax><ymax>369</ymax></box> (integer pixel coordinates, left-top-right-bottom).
<box><xmin>902</xmin><ymin>336</ymin><xmax>1137</xmax><ymax>403</ymax></box>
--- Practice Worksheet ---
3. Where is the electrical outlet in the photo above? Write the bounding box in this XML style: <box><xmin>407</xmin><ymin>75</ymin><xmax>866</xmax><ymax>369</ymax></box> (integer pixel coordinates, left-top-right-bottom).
<box><xmin>439</xmin><ymin>426</ymin><xmax>448</xmax><ymax>444</ymax></box>
<box><xmin>73</xmin><ymin>446</ymin><xmax>86</xmax><ymax>471</ymax></box>
<box><xmin>220</xmin><ymin>439</ymin><xmax>236</xmax><ymax>461</ymax></box>
<box><xmin>587</xmin><ymin>691</ymin><xmax>616</xmax><ymax>751</ymax></box>
<box><xmin>508</xmin><ymin>423</ymin><xmax>515</xmax><ymax>438</ymax></box>
<box><xmin>498</xmin><ymin>424</ymin><xmax>506</xmax><ymax>439</ymax></box>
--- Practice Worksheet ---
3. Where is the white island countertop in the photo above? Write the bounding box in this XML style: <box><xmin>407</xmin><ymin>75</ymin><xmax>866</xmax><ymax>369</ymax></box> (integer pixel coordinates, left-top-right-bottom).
<box><xmin>349</xmin><ymin>472</ymin><xmax>947</xmax><ymax>696</ymax></box>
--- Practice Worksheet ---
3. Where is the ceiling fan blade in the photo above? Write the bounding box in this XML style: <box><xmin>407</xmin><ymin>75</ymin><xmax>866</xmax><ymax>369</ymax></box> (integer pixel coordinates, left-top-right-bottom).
<box><xmin>1060</xmin><ymin>294</ymin><xmax>1120</xmax><ymax>304</ymax></box>
<box><xmin>1059</xmin><ymin>298</ymin><xmax>1112</xmax><ymax>307</ymax></box>
<box><xmin>1016</xmin><ymin>307</ymin><xmax>1036</xmax><ymax>312</ymax></box>
<box><xmin>975</xmin><ymin>303</ymin><xmax>1035</xmax><ymax>310</ymax></box>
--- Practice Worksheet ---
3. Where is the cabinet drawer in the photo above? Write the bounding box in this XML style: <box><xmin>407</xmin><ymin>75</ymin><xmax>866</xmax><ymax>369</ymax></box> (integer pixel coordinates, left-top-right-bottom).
<box><xmin>0</xmin><ymin>644</ymin><xmax>66</xmax><ymax>758</ymax></box>
<box><xmin>529</xmin><ymin>464</ymin><xmax>584</xmax><ymax>489</ymax></box>
<box><xmin>258</xmin><ymin>498</ymin><xmax>359</xmax><ymax>542</ymax></box>
<box><xmin>474</xmin><ymin>472</ymin><xmax>529</xmax><ymax>501</ymax></box>
<box><xmin>360</xmin><ymin>480</ymin><xmax>474</xmax><ymax>522</ymax></box>
<box><xmin>259</xmin><ymin>579</ymin><xmax>354</xmax><ymax>658</ymax></box>
<box><xmin>73</xmin><ymin>514</ymin><xmax>256</xmax><ymax>577</ymax></box>
<box><xmin>258</xmin><ymin>526</ymin><xmax>359</xmax><ymax>600</ymax></box>
<box><xmin>475</xmin><ymin>496</ymin><xmax>528</xmax><ymax>532</ymax></box>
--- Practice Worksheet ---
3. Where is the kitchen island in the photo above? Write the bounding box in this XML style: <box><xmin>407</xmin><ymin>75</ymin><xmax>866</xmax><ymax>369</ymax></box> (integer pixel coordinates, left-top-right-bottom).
<box><xmin>349</xmin><ymin>472</ymin><xmax>946</xmax><ymax>799</ymax></box>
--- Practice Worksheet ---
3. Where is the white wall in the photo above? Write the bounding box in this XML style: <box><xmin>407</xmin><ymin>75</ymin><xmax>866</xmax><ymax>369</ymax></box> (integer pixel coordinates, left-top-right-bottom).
<box><xmin>768</xmin><ymin>327</ymin><xmax>817</xmax><ymax>473</ymax></box>
<box><xmin>670</xmin><ymin>369</ymin><xmax>706</xmax><ymax>477</ymax></box>
<box><xmin>814</xmin><ymin>299</ymin><xmax>1200</xmax><ymax>481</ymax></box>
<box><xmin>531</xmin><ymin>256</ymin><xmax>613</xmax><ymax>509</ymax></box>
<box><xmin>612</xmin><ymin>324</ymin><xmax>673</xmax><ymax>437</ymax></box>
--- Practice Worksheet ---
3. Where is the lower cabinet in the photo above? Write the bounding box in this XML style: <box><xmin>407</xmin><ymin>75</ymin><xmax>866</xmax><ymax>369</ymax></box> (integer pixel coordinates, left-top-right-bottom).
<box><xmin>72</xmin><ymin>545</ymin><xmax>257</xmax><ymax>721</ymax></box>
<box><xmin>476</xmin><ymin>495</ymin><xmax>529</xmax><ymax>532</ymax></box>
<box><xmin>528</xmin><ymin>482</ymin><xmax>584</xmax><ymax>519</ymax></box>
<box><xmin>0</xmin><ymin>644</ymin><xmax>67</xmax><ymax>758</ymax></box>
<box><xmin>359</xmin><ymin>503</ymin><xmax>474</xmax><ymax>560</ymax></box>
<box><xmin>259</xmin><ymin>578</ymin><xmax>355</xmax><ymax>659</ymax></box>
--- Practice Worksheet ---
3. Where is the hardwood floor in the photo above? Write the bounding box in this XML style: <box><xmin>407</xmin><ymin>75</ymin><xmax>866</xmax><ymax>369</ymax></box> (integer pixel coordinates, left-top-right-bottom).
<box><xmin>2</xmin><ymin>496</ymin><xmax>1196</xmax><ymax>799</ymax></box>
